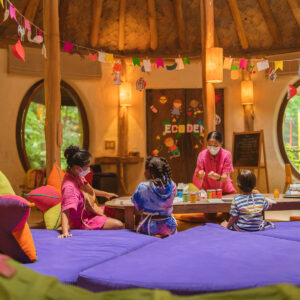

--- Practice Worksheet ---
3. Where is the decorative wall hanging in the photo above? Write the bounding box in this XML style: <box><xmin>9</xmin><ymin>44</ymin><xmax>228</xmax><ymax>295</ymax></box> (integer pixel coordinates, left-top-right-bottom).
<box><xmin>136</xmin><ymin>77</ymin><xmax>146</xmax><ymax>91</ymax></box>
<box><xmin>159</xmin><ymin>96</ymin><xmax>168</xmax><ymax>104</ymax></box>
<box><xmin>12</xmin><ymin>39</ymin><xmax>25</xmax><ymax>62</ymax></box>
<box><xmin>164</xmin><ymin>137</ymin><xmax>180</xmax><ymax>159</ymax></box>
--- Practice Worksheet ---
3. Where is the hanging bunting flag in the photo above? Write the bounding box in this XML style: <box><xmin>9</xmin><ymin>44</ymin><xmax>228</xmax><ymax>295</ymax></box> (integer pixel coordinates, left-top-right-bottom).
<box><xmin>24</xmin><ymin>19</ymin><xmax>31</xmax><ymax>32</ymax></box>
<box><xmin>231</xmin><ymin>65</ymin><xmax>238</xmax><ymax>70</ymax></box>
<box><xmin>41</xmin><ymin>43</ymin><xmax>47</xmax><ymax>59</ymax></box>
<box><xmin>105</xmin><ymin>53</ymin><xmax>114</xmax><ymax>63</ymax></box>
<box><xmin>239</xmin><ymin>59</ymin><xmax>248</xmax><ymax>69</ymax></box>
<box><xmin>166</xmin><ymin>62</ymin><xmax>177</xmax><ymax>70</ymax></box>
<box><xmin>183</xmin><ymin>57</ymin><xmax>190</xmax><ymax>65</ymax></box>
<box><xmin>89</xmin><ymin>53</ymin><xmax>98</xmax><ymax>61</ymax></box>
<box><xmin>152</xmin><ymin>63</ymin><xmax>156</xmax><ymax>70</ymax></box>
<box><xmin>63</xmin><ymin>42</ymin><xmax>74</xmax><ymax>53</ymax></box>
<box><xmin>98</xmin><ymin>51</ymin><xmax>106</xmax><ymax>63</ymax></box>
<box><xmin>288</xmin><ymin>85</ymin><xmax>297</xmax><ymax>100</ymax></box>
<box><xmin>249</xmin><ymin>65</ymin><xmax>256</xmax><ymax>74</ymax></box>
<box><xmin>257</xmin><ymin>60</ymin><xmax>269</xmax><ymax>71</ymax></box>
<box><xmin>32</xmin><ymin>34</ymin><xmax>43</xmax><ymax>44</ymax></box>
<box><xmin>12</xmin><ymin>39</ymin><xmax>25</xmax><ymax>62</ymax></box>
<box><xmin>223</xmin><ymin>57</ymin><xmax>233</xmax><ymax>70</ymax></box>
<box><xmin>0</xmin><ymin>0</ymin><xmax>3</xmax><ymax>8</ymax></box>
<box><xmin>132</xmin><ymin>57</ymin><xmax>141</xmax><ymax>66</ymax></box>
<box><xmin>18</xmin><ymin>25</ymin><xmax>25</xmax><ymax>42</ymax></box>
<box><xmin>143</xmin><ymin>59</ymin><xmax>152</xmax><ymax>72</ymax></box>
<box><xmin>274</xmin><ymin>60</ymin><xmax>283</xmax><ymax>71</ymax></box>
<box><xmin>175</xmin><ymin>58</ymin><xmax>184</xmax><ymax>70</ymax></box>
<box><xmin>3</xmin><ymin>8</ymin><xmax>9</xmax><ymax>22</ymax></box>
<box><xmin>9</xmin><ymin>4</ymin><xmax>17</xmax><ymax>21</ymax></box>
<box><xmin>136</xmin><ymin>77</ymin><xmax>146</xmax><ymax>91</ymax></box>
<box><xmin>156</xmin><ymin>58</ymin><xmax>164</xmax><ymax>68</ymax></box>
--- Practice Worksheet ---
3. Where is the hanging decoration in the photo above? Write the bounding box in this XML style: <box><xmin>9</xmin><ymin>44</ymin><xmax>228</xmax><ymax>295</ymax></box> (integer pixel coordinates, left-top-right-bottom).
<box><xmin>175</xmin><ymin>57</ymin><xmax>184</xmax><ymax>70</ymax></box>
<box><xmin>274</xmin><ymin>60</ymin><xmax>283</xmax><ymax>71</ymax></box>
<box><xmin>183</xmin><ymin>57</ymin><xmax>190</xmax><ymax>65</ymax></box>
<box><xmin>3</xmin><ymin>7</ymin><xmax>9</xmax><ymax>21</ymax></box>
<box><xmin>268</xmin><ymin>69</ymin><xmax>277</xmax><ymax>82</ymax></box>
<box><xmin>105</xmin><ymin>53</ymin><xmax>114</xmax><ymax>63</ymax></box>
<box><xmin>12</xmin><ymin>38</ymin><xmax>25</xmax><ymax>62</ymax></box>
<box><xmin>257</xmin><ymin>60</ymin><xmax>269</xmax><ymax>71</ymax></box>
<box><xmin>89</xmin><ymin>53</ymin><xmax>98</xmax><ymax>61</ymax></box>
<box><xmin>113</xmin><ymin>60</ymin><xmax>122</xmax><ymax>72</ymax></box>
<box><xmin>150</xmin><ymin>105</ymin><xmax>158</xmax><ymax>113</ymax></box>
<box><xmin>248</xmin><ymin>65</ymin><xmax>256</xmax><ymax>74</ymax></box>
<box><xmin>9</xmin><ymin>4</ymin><xmax>16</xmax><ymax>21</ymax></box>
<box><xmin>41</xmin><ymin>43</ymin><xmax>47</xmax><ymax>59</ymax></box>
<box><xmin>215</xmin><ymin>114</ymin><xmax>221</xmax><ymax>125</ymax></box>
<box><xmin>223</xmin><ymin>57</ymin><xmax>232</xmax><ymax>70</ymax></box>
<box><xmin>17</xmin><ymin>25</ymin><xmax>25</xmax><ymax>42</ymax></box>
<box><xmin>113</xmin><ymin>73</ymin><xmax>122</xmax><ymax>85</ymax></box>
<box><xmin>143</xmin><ymin>59</ymin><xmax>152</xmax><ymax>72</ymax></box>
<box><xmin>231</xmin><ymin>65</ymin><xmax>239</xmax><ymax>80</ymax></box>
<box><xmin>156</xmin><ymin>58</ymin><xmax>164</xmax><ymax>69</ymax></box>
<box><xmin>97</xmin><ymin>51</ymin><xmax>105</xmax><ymax>62</ymax></box>
<box><xmin>136</xmin><ymin>77</ymin><xmax>146</xmax><ymax>91</ymax></box>
<box><xmin>24</xmin><ymin>18</ymin><xmax>31</xmax><ymax>32</ymax></box>
<box><xmin>166</xmin><ymin>62</ymin><xmax>177</xmax><ymax>70</ymax></box>
<box><xmin>287</xmin><ymin>85</ymin><xmax>300</xmax><ymax>100</ymax></box>
<box><xmin>159</xmin><ymin>96</ymin><xmax>168</xmax><ymax>104</ymax></box>
<box><xmin>0</xmin><ymin>0</ymin><xmax>3</xmax><ymax>8</ymax></box>
<box><xmin>239</xmin><ymin>58</ymin><xmax>248</xmax><ymax>69</ymax></box>
<box><xmin>63</xmin><ymin>42</ymin><xmax>74</xmax><ymax>53</ymax></box>
<box><xmin>132</xmin><ymin>57</ymin><xmax>140</xmax><ymax>66</ymax></box>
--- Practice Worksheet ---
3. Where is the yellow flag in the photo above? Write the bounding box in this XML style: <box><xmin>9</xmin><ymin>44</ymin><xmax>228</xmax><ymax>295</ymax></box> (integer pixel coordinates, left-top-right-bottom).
<box><xmin>274</xmin><ymin>60</ymin><xmax>283</xmax><ymax>71</ymax></box>
<box><xmin>0</xmin><ymin>0</ymin><xmax>3</xmax><ymax>8</ymax></box>
<box><xmin>105</xmin><ymin>53</ymin><xmax>114</xmax><ymax>63</ymax></box>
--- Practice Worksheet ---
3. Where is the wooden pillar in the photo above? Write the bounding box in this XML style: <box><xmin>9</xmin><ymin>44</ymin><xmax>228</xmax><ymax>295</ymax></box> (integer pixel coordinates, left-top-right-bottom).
<box><xmin>200</xmin><ymin>0</ymin><xmax>216</xmax><ymax>146</ymax></box>
<box><xmin>43</xmin><ymin>0</ymin><xmax>62</xmax><ymax>176</ymax></box>
<box><xmin>118</xmin><ymin>105</ymin><xmax>128</xmax><ymax>157</ymax></box>
<box><xmin>243</xmin><ymin>105</ymin><xmax>254</xmax><ymax>131</ymax></box>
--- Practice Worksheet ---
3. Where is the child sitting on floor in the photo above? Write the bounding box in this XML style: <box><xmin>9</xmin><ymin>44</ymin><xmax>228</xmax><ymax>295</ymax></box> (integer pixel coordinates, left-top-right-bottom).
<box><xmin>131</xmin><ymin>156</ymin><xmax>177</xmax><ymax>237</ymax></box>
<box><xmin>223</xmin><ymin>169</ymin><xmax>274</xmax><ymax>232</ymax></box>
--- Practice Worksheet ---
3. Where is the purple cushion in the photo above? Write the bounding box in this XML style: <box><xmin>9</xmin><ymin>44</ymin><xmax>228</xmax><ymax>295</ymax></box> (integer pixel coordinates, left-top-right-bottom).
<box><xmin>77</xmin><ymin>225</ymin><xmax>300</xmax><ymax>294</ymax></box>
<box><xmin>25</xmin><ymin>229</ymin><xmax>157</xmax><ymax>284</ymax></box>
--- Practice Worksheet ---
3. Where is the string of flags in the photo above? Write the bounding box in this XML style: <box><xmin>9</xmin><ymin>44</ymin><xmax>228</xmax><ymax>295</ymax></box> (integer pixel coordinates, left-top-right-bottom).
<box><xmin>3</xmin><ymin>0</ymin><xmax>300</xmax><ymax>89</ymax></box>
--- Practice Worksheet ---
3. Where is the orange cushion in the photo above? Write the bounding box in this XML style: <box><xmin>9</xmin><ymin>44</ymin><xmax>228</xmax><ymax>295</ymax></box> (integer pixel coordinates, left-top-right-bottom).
<box><xmin>47</xmin><ymin>163</ymin><xmax>65</xmax><ymax>191</ymax></box>
<box><xmin>174</xmin><ymin>213</ymin><xmax>227</xmax><ymax>223</ymax></box>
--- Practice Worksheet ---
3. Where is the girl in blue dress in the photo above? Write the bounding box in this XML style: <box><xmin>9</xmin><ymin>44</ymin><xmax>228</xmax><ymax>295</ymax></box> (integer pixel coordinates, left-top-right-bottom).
<box><xmin>131</xmin><ymin>156</ymin><xmax>177</xmax><ymax>237</ymax></box>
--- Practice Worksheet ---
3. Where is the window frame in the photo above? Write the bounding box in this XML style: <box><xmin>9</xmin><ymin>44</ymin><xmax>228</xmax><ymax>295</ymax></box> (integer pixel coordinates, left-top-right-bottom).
<box><xmin>16</xmin><ymin>79</ymin><xmax>89</xmax><ymax>171</ymax></box>
<box><xmin>277</xmin><ymin>79</ymin><xmax>300</xmax><ymax>180</ymax></box>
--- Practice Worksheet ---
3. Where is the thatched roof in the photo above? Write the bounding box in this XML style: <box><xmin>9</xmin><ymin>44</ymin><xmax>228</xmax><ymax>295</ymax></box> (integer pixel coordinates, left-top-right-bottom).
<box><xmin>0</xmin><ymin>0</ymin><xmax>300</xmax><ymax>58</ymax></box>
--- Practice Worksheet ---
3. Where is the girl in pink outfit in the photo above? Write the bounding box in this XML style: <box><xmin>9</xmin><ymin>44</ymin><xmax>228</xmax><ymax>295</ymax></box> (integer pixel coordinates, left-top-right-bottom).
<box><xmin>58</xmin><ymin>146</ymin><xmax>123</xmax><ymax>239</ymax></box>
<box><xmin>193</xmin><ymin>131</ymin><xmax>236</xmax><ymax>195</ymax></box>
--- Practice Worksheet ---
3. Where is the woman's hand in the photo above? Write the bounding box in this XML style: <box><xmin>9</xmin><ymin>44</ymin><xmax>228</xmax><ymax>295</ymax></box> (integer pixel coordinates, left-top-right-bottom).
<box><xmin>196</xmin><ymin>170</ymin><xmax>205</xmax><ymax>179</ymax></box>
<box><xmin>58</xmin><ymin>232</ymin><xmax>72</xmax><ymax>239</ymax></box>
<box><xmin>207</xmin><ymin>171</ymin><xmax>221</xmax><ymax>181</ymax></box>
<box><xmin>105</xmin><ymin>192</ymin><xmax>119</xmax><ymax>200</ymax></box>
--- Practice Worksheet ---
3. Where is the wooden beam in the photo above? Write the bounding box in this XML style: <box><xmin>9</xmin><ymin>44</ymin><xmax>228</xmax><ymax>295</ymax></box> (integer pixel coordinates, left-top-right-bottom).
<box><xmin>43</xmin><ymin>0</ymin><xmax>62</xmax><ymax>176</ymax></box>
<box><xmin>287</xmin><ymin>0</ymin><xmax>300</xmax><ymax>28</ymax></box>
<box><xmin>200</xmin><ymin>0</ymin><xmax>215</xmax><ymax>143</ymax></box>
<box><xmin>147</xmin><ymin>0</ymin><xmax>158</xmax><ymax>50</ymax></box>
<box><xmin>90</xmin><ymin>0</ymin><xmax>103</xmax><ymax>47</ymax></box>
<box><xmin>214</xmin><ymin>26</ymin><xmax>219</xmax><ymax>47</ymax></box>
<box><xmin>258</xmin><ymin>0</ymin><xmax>281</xmax><ymax>46</ymax></box>
<box><xmin>173</xmin><ymin>0</ymin><xmax>187</xmax><ymax>51</ymax></box>
<box><xmin>227</xmin><ymin>0</ymin><xmax>249</xmax><ymax>49</ymax></box>
<box><xmin>25</xmin><ymin>0</ymin><xmax>40</xmax><ymax>22</ymax></box>
<box><xmin>118</xmin><ymin>0</ymin><xmax>126</xmax><ymax>51</ymax></box>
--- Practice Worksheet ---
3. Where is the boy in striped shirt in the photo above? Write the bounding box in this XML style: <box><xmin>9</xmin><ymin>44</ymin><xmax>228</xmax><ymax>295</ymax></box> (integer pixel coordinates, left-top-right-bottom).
<box><xmin>226</xmin><ymin>169</ymin><xmax>273</xmax><ymax>232</ymax></box>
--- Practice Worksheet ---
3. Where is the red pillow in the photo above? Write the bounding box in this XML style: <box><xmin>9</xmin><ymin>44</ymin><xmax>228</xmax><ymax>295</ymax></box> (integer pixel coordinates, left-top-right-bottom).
<box><xmin>25</xmin><ymin>185</ymin><xmax>61</xmax><ymax>212</ymax></box>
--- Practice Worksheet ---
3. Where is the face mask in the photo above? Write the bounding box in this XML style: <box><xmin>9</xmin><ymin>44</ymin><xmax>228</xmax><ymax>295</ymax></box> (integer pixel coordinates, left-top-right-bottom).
<box><xmin>79</xmin><ymin>167</ymin><xmax>90</xmax><ymax>177</ymax></box>
<box><xmin>208</xmin><ymin>146</ymin><xmax>220</xmax><ymax>156</ymax></box>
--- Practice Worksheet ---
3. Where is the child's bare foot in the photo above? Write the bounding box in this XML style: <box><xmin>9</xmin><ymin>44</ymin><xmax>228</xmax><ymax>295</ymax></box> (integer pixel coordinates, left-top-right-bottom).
<box><xmin>220</xmin><ymin>221</ymin><xmax>228</xmax><ymax>228</ymax></box>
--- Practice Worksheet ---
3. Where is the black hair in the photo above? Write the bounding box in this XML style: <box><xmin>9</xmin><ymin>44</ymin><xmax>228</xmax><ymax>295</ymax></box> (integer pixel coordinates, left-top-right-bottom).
<box><xmin>145</xmin><ymin>156</ymin><xmax>172</xmax><ymax>186</ymax></box>
<box><xmin>207</xmin><ymin>131</ymin><xmax>223</xmax><ymax>143</ymax></box>
<box><xmin>64</xmin><ymin>145</ymin><xmax>91</xmax><ymax>168</ymax></box>
<box><xmin>237</xmin><ymin>169</ymin><xmax>256</xmax><ymax>194</ymax></box>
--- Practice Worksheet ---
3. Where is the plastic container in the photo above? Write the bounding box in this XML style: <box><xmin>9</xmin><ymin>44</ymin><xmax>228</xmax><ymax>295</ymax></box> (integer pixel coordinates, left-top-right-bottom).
<box><xmin>189</xmin><ymin>192</ymin><xmax>197</xmax><ymax>203</ymax></box>
<box><xmin>207</xmin><ymin>190</ymin><xmax>213</xmax><ymax>199</ymax></box>
<box><xmin>217</xmin><ymin>189</ymin><xmax>222</xmax><ymax>199</ymax></box>
<box><xmin>211</xmin><ymin>189</ymin><xmax>217</xmax><ymax>199</ymax></box>
<box><xmin>182</xmin><ymin>192</ymin><xmax>188</xmax><ymax>202</ymax></box>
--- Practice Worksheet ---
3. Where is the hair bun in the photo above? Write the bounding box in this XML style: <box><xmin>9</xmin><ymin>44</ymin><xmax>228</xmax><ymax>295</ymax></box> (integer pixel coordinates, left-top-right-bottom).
<box><xmin>64</xmin><ymin>145</ymin><xmax>80</xmax><ymax>159</ymax></box>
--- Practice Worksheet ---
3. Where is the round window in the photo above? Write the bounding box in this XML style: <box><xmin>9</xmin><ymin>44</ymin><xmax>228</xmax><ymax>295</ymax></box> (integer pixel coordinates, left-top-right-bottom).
<box><xmin>16</xmin><ymin>80</ymin><xmax>89</xmax><ymax>171</ymax></box>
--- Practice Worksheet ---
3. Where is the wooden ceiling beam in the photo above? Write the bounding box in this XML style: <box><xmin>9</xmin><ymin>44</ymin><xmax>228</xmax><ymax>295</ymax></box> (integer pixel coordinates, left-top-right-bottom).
<box><xmin>147</xmin><ymin>0</ymin><xmax>158</xmax><ymax>50</ymax></box>
<box><xmin>118</xmin><ymin>0</ymin><xmax>126</xmax><ymax>51</ymax></box>
<box><xmin>258</xmin><ymin>0</ymin><xmax>281</xmax><ymax>46</ymax></box>
<box><xmin>227</xmin><ymin>0</ymin><xmax>249</xmax><ymax>49</ymax></box>
<box><xmin>25</xmin><ymin>0</ymin><xmax>40</xmax><ymax>22</ymax></box>
<box><xmin>173</xmin><ymin>0</ymin><xmax>187</xmax><ymax>51</ymax></box>
<box><xmin>90</xmin><ymin>0</ymin><xmax>103</xmax><ymax>47</ymax></box>
<box><xmin>287</xmin><ymin>0</ymin><xmax>300</xmax><ymax>28</ymax></box>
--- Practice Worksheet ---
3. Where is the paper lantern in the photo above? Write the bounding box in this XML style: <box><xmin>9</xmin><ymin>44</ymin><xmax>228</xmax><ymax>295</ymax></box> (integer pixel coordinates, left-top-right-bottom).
<box><xmin>12</xmin><ymin>39</ymin><xmax>25</xmax><ymax>62</ymax></box>
<box><xmin>231</xmin><ymin>69</ymin><xmax>240</xmax><ymax>80</ymax></box>
<box><xmin>241</xmin><ymin>80</ymin><xmax>254</xmax><ymax>105</ymax></box>
<box><xmin>120</xmin><ymin>82</ymin><xmax>132</xmax><ymax>107</ymax></box>
<box><xmin>206</xmin><ymin>47</ymin><xmax>223</xmax><ymax>83</ymax></box>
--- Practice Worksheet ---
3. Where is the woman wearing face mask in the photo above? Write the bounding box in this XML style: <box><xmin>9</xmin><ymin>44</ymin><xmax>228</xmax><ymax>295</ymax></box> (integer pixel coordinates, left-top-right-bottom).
<box><xmin>193</xmin><ymin>131</ymin><xmax>236</xmax><ymax>195</ymax></box>
<box><xmin>58</xmin><ymin>145</ymin><xmax>123</xmax><ymax>238</ymax></box>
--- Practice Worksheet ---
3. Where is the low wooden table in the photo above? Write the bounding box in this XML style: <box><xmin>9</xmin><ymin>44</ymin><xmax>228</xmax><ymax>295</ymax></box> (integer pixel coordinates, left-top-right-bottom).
<box><xmin>105</xmin><ymin>194</ymin><xmax>300</xmax><ymax>229</ymax></box>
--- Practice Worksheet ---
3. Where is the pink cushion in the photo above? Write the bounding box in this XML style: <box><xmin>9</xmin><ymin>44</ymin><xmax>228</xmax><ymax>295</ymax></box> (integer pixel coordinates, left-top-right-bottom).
<box><xmin>25</xmin><ymin>185</ymin><xmax>61</xmax><ymax>212</ymax></box>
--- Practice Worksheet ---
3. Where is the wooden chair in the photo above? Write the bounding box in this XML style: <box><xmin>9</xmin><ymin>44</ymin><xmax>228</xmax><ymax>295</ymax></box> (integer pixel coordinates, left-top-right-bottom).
<box><xmin>283</xmin><ymin>164</ymin><xmax>292</xmax><ymax>194</ymax></box>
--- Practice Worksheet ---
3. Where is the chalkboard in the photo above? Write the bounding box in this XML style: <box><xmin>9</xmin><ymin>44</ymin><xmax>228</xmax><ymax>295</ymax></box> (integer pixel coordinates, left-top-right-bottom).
<box><xmin>232</xmin><ymin>131</ymin><xmax>262</xmax><ymax>168</ymax></box>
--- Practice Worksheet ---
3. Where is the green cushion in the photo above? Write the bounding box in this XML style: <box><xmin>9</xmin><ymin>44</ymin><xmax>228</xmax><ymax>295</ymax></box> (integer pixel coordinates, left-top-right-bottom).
<box><xmin>0</xmin><ymin>171</ymin><xmax>15</xmax><ymax>196</ymax></box>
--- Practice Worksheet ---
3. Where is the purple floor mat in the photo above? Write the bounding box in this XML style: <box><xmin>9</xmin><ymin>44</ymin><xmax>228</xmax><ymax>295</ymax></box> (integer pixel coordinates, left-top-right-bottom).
<box><xmin>25</xmin><ymin>229</ymin><xmax>157</xmax><ymax>284</ymax></box>
<box><xmin>77</xmin><ymin>224</ymin><xmax>300</xmax><ymax>294</ymax></box>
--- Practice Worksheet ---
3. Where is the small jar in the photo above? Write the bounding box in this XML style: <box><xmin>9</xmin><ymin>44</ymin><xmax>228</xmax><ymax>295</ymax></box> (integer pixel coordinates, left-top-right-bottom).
<box><xmin>190</xmin><ymin>192</ymin><xmax>197</xmax><ymax>203</ymax></box>
<box><xmin>182</xmin><ymin>192</ymin><xmax>188</xmax><ymax>202</ymax></box>
<box><xmin>207</xmin><ymin>190</ymin><xmax>213</xmax><ymax>199</ymax></box>
<box><xmin>211</xmin><ymin>189</ymin><xmax>217</xmax><ymax>199</ymax></box>
<box><xmin>217</xmin><ymin>189</ymin><xmax>222</xmax><ymax>199</ymax></box>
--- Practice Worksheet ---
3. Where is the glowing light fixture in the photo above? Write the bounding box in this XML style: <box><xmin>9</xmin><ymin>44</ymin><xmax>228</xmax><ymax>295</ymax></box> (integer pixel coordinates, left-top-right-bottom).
<box><xmin>119</xmin><ymin>82</ymin><xmax>132</xmax><ymax>107</ymax></box>
<box><xmin>241</xmin><ymin>80</ymin><xmax>254</xmax><ymax>105</ymax></box>
<box><xmin>206</xmin><ymin>47</ymin><xmax>223</xmax><ymax>83</ymax></box>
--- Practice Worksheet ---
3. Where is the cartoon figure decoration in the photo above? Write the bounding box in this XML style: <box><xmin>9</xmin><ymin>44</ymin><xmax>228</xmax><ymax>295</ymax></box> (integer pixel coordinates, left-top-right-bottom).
<box><xmin>171</xmin><ymin>99</ymin><xmax>182</xmax><ymax>120</ymax></box>
<box><xmin>136</xmin><ymin>77</ymin><xmax>146</xmax><ymax>91</ymax></box>
<box><xmin>269</xmin><ymin>69</ymin><xmax>277</xmax><ymax>82</ymax></box>
<box><xmin>113</xmin><ymin>59</ymin><xmax>122</xmax><ymax>85</ymax></box>
<box><xmin>113</xmin><ymin>73</ymin><xmax>122</xmax><ymax>85</ymax></box>
<box><xmin>164</xmin><ymin>137</ymin><xmax>180</xmax><ymax>159</ymax></box>
<box><xmin>159</xmin><ymin>96</ymin><xmax>168</xmax><ymax>104</ymax></box>
<box><xmin>215</xmin><ymin>114</ymin><xmax>221</xmax><ymax>126</ymax></box>
<box><xmin>150</xmin><ymin>105</ymin><xmax>158</xmax><ymax>113</ymax></box>
<box><xmin>188</xmin><ymin>99</ymin><xmax>201</xmax><ymax>117</ymax></box>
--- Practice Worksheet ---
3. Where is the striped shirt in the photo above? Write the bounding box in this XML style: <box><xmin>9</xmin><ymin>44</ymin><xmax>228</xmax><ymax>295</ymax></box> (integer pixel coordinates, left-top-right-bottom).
<box><xmin>230</xmin><ymin>193</ymin><xmax>270</xmax><ymax>231</ymax></box>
